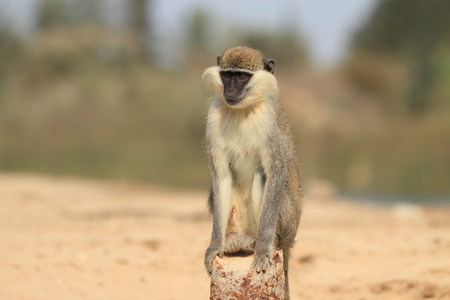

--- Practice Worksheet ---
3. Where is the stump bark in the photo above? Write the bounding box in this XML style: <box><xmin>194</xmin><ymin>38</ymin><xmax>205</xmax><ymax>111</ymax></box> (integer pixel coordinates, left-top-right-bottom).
<box><xmin>210</xmin><ymin>250</ymin><xmax>285</xmax><ymax>300</ymax></box>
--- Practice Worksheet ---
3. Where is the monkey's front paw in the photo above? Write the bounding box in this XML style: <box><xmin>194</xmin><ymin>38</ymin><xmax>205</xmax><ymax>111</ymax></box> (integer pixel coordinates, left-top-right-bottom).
<box><xmin>251</xmin><ymin>249</ymin><xmax>274</xmax><ymax>273</ymax></box>
<box><xmin>204</xmin><ymin>245</ymin><xmax>224</xmax><ymax>276</ymax></box>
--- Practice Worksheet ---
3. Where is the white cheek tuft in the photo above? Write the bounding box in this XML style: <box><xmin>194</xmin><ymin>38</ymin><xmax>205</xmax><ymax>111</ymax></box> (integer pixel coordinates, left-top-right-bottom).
<box><xmin>202</xmin><ymin>66</ymin><xmax>223</xmax><ymax>96</ymax></box>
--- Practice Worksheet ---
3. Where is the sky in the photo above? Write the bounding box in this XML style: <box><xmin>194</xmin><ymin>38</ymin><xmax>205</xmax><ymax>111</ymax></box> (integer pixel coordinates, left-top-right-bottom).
<box><xmin>0</xmin><ymin>0</ymin><xmax>380</xmax><ymax>67</ymax></box>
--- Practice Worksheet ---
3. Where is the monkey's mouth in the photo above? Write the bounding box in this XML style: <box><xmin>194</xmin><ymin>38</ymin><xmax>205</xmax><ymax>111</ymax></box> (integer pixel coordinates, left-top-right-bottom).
<box><xmin>224</xmin><ymin>91</ymin><xmax>247</xmax><ymax>106</ymax></box>
<box><xmin>225</xmin><ymin>98</ymin><xmax>240</xmax><ymax>106</ymax></box>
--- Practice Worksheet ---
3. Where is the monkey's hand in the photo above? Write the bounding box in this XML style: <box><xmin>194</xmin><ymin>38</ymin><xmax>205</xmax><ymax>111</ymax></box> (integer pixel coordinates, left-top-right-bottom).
<box><xmin>251</xmin><ymin>245</ymin><xmax>274</xmax><ymax>273</ymax></box>
<box><xmin>204</xmin><ymin>244</ymin><xmax>224</xmax><ymax>276</ymax></box>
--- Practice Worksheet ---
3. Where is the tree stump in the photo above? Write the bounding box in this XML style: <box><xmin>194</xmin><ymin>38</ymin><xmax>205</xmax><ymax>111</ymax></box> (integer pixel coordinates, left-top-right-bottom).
<box><xmin>210</xmin><ymin>250</ymin><xmax>285</xmax><ymax>300</ymax></box>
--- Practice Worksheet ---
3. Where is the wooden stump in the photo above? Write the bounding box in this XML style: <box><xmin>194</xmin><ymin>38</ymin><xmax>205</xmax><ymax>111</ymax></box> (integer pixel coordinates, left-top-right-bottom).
<box><xmin>210</xmin><ymin>251</ymin><xmax>285</xmax><ymax>300</ymax></box>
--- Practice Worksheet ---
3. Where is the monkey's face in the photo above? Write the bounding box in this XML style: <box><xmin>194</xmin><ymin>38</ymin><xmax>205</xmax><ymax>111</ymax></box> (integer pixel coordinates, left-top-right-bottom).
<box><xmin>219</xmin><ymin>71</ymin><xmax>253</xmax><ymax>107</ymax></box>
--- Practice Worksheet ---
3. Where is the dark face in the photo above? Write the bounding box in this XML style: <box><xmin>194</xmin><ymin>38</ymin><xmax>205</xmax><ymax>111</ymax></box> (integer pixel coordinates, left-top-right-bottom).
<box><xmin>220</xmin><ymin>71</ymin><xmax>253</xmax><ymax>106</ymax></box>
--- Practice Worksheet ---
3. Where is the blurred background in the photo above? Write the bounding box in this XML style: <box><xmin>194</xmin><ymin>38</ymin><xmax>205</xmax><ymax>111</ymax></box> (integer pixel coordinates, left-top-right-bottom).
<box><xmin>0</xmin><ymin>0</ymin><xmax>449</xmax><ymax>202</ymax></box>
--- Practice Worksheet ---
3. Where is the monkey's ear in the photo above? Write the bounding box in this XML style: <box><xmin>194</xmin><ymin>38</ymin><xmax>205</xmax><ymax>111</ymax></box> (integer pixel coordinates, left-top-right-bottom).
<box><xmin>264</xmin><ymin>59</ymin><xmax>275</xmax><ymax>74</ymax></box>
<box><xmin>217</xmin><ymin>56</ymin><xmax>222</xmax><ymax>66</ymax></box>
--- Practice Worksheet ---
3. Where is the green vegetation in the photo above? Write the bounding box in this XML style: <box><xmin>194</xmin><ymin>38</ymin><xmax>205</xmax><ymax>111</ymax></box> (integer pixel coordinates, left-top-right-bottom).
<box><xmin>341</xmin><ymin>0</ymin><xmax>450</xmax><ymax>195</ymax></box>
<box><xmin>349</xmin><ymin>0</ymin><xmax>450</xmax><ymax>113</ymax></box>
<box><xmin>0</xmin><ymin>1</ymin><xmax>449</xmax><ymax>196</ymax></box>
<box><xmin>0</xmin><ymin>26</ymin><xmax>207</xmax><ymax>187</ymax></box>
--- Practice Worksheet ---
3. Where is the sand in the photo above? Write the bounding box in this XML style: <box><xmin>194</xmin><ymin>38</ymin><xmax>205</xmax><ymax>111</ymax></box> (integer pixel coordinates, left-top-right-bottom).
<box><xmin>0</xmin><ymin>174</ymin><xmax>449</xmax><ymax>300</ymax></box>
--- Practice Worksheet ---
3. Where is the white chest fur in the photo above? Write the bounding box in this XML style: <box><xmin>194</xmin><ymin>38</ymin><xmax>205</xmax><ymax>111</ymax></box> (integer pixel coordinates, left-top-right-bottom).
<box><xmin>207</xmin><ymin>100</ymin><xmax>273</xmax><ymax>188</ymax></box>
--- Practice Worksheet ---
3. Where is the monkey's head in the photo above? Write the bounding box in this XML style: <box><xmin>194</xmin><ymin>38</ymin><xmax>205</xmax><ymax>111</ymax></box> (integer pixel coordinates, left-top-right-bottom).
<box><xmin>203</xmin><ymin>46</ymin><xmax>277</xmax><ymax>109</ymax></box>
<box><xmin>217</xmin><ymin>46</ymin><xmax>275</xmax><ymax>74</ymax></box>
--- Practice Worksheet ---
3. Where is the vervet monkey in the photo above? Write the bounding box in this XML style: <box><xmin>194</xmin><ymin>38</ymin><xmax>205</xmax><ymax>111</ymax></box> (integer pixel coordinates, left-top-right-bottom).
<box><xmin>203</xmin><ymin>46</ymin><xmax>302</xmax><ymax>299</ymax></box>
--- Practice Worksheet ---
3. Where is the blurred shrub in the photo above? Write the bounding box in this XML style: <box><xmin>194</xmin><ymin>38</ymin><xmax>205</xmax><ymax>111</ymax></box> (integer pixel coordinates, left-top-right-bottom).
<box><xmin>37</xmin><ymin>0</ymin><xmax>151</xmax><ymax>59</ymax></box>
<box><xmin>186</xmin><ymin>10</ymin><xmax>209</xmax><ymax>52</ymax></box>
<box><xmin>350</xmin><ymin>0</ymin><xmax>450</xmax><ymax>113</ymax></box>
<box><xmin>0</xmin><ymin>25</ymin><xmax>208</xmax><ymax>187</ymax></box>
<box><xmin>0</xmin><ymin>30</ymin><xmax>24</xmax><ymax>88</ymax></box>
<box><xmin>238</xmin><ymin>31</ymin><xmax>307</xmax><ymax>68</ymax></box>
<box><xmin>307</xmin><ymin>117</ymin><xmax>450</xmax><ymax>194</ymax></box>
<box><xmin>37</xmin><ymin>0</ymin><xmax>70</xmax><ymax>29</ymax></box>
<box><xmin>22</xmin><ymin>26</ymin><xmax>142</xmax><ymax>85</ymax></box>
<box><xmin>345</xmin><ymin>52</ymin><xmax>408</xmax><ymax>112</ymax></box>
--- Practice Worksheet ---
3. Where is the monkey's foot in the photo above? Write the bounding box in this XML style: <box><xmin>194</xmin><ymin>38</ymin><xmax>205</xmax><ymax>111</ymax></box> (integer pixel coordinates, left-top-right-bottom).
<box><xmin>205</xmin><ymin>245</ymin><xmax>224</xmax><ymax>276</ymax></box>
<box><xmin>251</xmin><ymin>249</ymin><xmax>277</xmax><ymax>273</ymax></box>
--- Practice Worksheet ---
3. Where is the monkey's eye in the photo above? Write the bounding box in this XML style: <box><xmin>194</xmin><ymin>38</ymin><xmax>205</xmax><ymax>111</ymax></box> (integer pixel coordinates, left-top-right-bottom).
<box><xmin>238</xmin><ymin>73</ymin><xmax>247</xmax><ymax>80</ymax></box>
<box><xmin>221</xmin><ymin>72</ymin><xmax>231</xmax><ymax>80</ymax></box>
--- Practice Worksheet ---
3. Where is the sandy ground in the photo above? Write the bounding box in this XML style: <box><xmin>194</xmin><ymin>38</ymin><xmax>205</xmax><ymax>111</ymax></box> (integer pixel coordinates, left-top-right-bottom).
<box><xmin>0</xmin><ymin>174</ymin><xmax>449</xmax><ymax>300</ymax></box>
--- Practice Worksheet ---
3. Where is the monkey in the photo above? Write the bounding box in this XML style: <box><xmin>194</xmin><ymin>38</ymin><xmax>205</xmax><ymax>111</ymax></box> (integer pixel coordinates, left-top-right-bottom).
<box><xmin>202</xmin><ymin>46</ymin><xmax>302</xmax><ymax>300</ymax></box>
